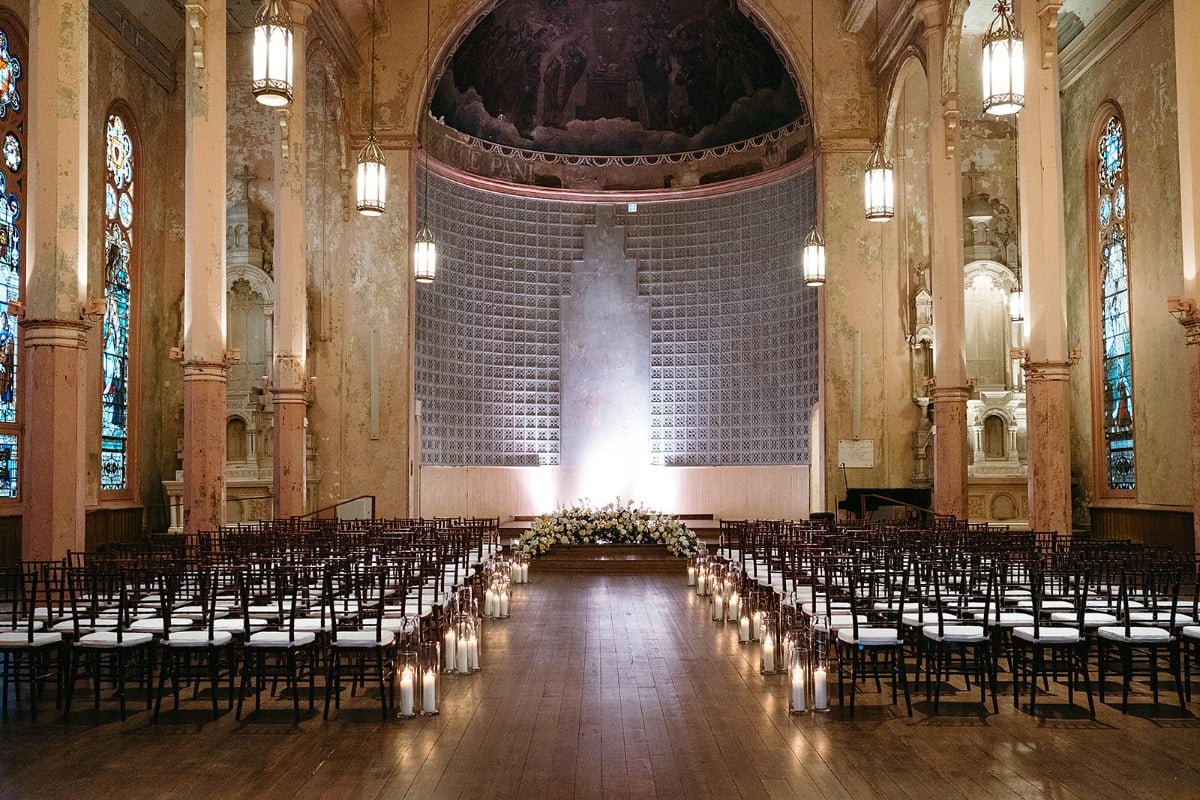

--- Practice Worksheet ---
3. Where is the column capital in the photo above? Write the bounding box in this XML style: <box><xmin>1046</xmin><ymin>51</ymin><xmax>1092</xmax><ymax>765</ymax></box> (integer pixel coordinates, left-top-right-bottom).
<box><xmin>1022</xmin><ymin>360</ymin><xmax>1073</xmax><ymax>382</ymax></box>
<box><xmin>20</xmin><ymin>319</ymin><xmax>89</xmax><ymax>349</ymax></box>
<box><xmin>1181</xmin><ymin>316</ymin><xmax>1200</xmax><ymax>346</ymax></box>
<box><xmin>181</xmin><ymin>360</ymin><xmax>231</xmax><ymax>383</ymax></box>
<box><xmin>929</xmin><ymin>385</ymin><xmax>970</xmax><ymax>403</ymax></box>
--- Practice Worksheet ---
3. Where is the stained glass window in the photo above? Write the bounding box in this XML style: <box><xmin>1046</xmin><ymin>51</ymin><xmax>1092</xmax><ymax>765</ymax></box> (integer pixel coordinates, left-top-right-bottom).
<box><xmin>0</xmin><ymin>26</ymin><xmax>24</xmax><ymax>500</ymax></box>
<box><xmin>102</xmin><ymin>112</ymin><xmax>133</xmax><ymax>492</ymax></box>
<box><xmin>1097</xmin><ymin>113</ymin><xmax>1134</xmax><ymax>491</ymax></box>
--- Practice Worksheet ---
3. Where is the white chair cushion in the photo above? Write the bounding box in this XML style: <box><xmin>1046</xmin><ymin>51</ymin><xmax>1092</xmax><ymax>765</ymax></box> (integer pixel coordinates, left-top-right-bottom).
<box><xmin>1128</xmin><ymin>611</ymin><xmax>1193</xmax><ymax>626</ymax></box>
<box><xmin>332</xmin><ymin>630</ymin><xmax>396</xmax><ymax>648</ymax></box>
<box><xmin>1052</xmin><ymin>611</ymin><xmax>1115</xmax><ymax>626</ymax></box>
<box><xmin>212</xmin><ymin>618</ymin><xmax>268</xmax><ymax>633</ymax></box>
<box><xmin>924</xmin><ymin>624</ymin><xmax>986</xmax><ymax>643</ymax></box>
<box><xmin>78</xmin><ymin>631</ymin><xmax>154</xmax><ymax>648</ymax></box>
<box><xmin>247</xmin><ymin>630</ymin><xmax>317</xmax><ymax>648</ymax></box>
<box><xmin>174</xmin><ymin>605</ymin><xmax>229</xmax><ymax>619</ymax></box>
<box><xmin>380</xmin><ymin>617</ymin><xmax>417</xmax><ymax>634</ymax></box>
<box><xmin>1097</xmin><ymin>625</ymin><xmax>1171</xmax><ymax>643</ymax></box>
<box><xmin>972</xmin><ymin>611</ymin><xmax>1035</xmax><ymax>626</ymax></box>
<box><xmin>1012</xmin><ymin>626</ymin><xmax>1080</xmax><ymax>643</ymax></box>
<box><xmin>1181</xmin><ymin>625</ymin><xmax>1200</xmax><ymax>640</ymax></box>
<box><xmin>812</xmin><ymin>614</ymin><xmax>866</xmax><ymax>633</ymax></box>
<box><xmin>165</xmin><ymin>630</ymin><xmax>234</xmax><ymax>647</ymax></box>
<box><xmin>838</xmin><ymin>627</ymin><xmax>902</xmax><ymax>646</ymax></box>
<box><xmin>291</xmin><ymin>617</ymin><xmax>335</xmax><ymax>632</ymax></box>
<box><xmin>0</xmin><ymin>630</ymin><xmax>62</xmax><ymax>647</ymax></box>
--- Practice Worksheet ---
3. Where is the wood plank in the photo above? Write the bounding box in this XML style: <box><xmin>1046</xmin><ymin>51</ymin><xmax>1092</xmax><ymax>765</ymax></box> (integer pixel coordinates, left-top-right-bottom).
<box><xmin>4</xmin><ymin>571</ymin><xmax>1200</xmax><ymax>799</ymax></box>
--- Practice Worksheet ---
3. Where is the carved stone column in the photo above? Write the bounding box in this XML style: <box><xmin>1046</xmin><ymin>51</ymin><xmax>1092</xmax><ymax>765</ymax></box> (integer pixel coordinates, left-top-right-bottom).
<box><xmin>1173</xmin><ymin>0</ymin><xmax>1200</xmax><ymax>552</ymax></box>
<box><xmin>917</xmin><ymin>1</ymin><xmax>969</xmax><ymax>518</ymax></box>
<box><xmin>182</xmin><ymin>0</ymin><xmax>229</xmax><ymax>535</ymax></box>
<box><xmin>272</xmin><ymin>1</ymin><xmax>315</xmax><ymax>519</ymax></box>
<box><xmin>1016</xmin><ymin>0</ymin><xmax>1072</xmax><ymax>533</ymax></box>
<box><xmin>22</xmin><ymin>1</ymin><xmax>89</xmax><ymax>560</ymax></box>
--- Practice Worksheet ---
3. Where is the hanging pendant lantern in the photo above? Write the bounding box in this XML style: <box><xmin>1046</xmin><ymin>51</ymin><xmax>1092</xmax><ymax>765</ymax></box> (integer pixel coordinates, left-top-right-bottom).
<box><xmin>252</xmin><ymin>0</ymin><xmax>294</xmax><ymax>107</ymax></box>
<box><xmin>982</xmin><ymin>1</ymin><xmax>1024</xmax><ymax>116</ymax></box>
<box><xmin>356</xmin><ymin>134</ymin><xmax>387</xmax><ymax>216</ymax></box>
<box><xmin>801</xmin><ymin>225</ymin><xmax>827</xmax><ymax>287</ymax></box>
<box><xmin>1009</xmin><ymin>286</ymin><xmax>1025</xmax><ymax>322</ymax></box>
<box><xmin>414</xmin><ymin>222</ymin><xmax>438</xmax><ymax>283</ymax></box>
<box><xmin>864</xmin><ymin>141</ymin><xmax>895</xmax><ymax>221</ymax></box>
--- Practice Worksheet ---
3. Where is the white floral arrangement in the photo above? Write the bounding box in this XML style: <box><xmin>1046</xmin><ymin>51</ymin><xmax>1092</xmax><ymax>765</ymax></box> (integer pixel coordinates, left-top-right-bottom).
<box><xmin>519</xmin><ymin>499</ymin><xmax>699</xmax><ymax>558</ymax></box>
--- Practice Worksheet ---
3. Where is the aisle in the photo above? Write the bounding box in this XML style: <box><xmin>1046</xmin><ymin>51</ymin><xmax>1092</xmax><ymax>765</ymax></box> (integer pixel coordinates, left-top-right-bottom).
<box><xmin>4</xmin><ymin>572</ymin><xmax>1200</xmax><ymax>799</ymax></box>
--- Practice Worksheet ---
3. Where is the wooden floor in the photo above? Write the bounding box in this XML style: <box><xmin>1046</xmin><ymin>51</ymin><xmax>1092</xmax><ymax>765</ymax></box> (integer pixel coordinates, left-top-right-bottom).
<box><xmin>5</xmin><ymin>571</ymin><xmax>1200</xmax><ymax>799</ymax></box>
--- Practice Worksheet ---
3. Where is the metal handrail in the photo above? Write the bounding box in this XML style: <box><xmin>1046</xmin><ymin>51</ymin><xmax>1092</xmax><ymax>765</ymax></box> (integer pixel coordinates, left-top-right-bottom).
<box><xmin>297</xmin><ymin>495</ymin><xmax>376</xmax><ymax>521</ymax></box>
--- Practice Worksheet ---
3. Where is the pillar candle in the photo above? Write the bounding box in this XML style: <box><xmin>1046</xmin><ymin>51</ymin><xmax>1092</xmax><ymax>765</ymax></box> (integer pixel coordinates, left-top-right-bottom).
<box><xmin>714</xmin><ymin>592</ymin><xmax>725</xmax><ymax>621</ymax></box>
<box><xmin>728</xmin><ymin>592</ymin><xmax>740</xmax><ymax>622</ymax></box>
<box><xmin>444</xmin><ymin>628</ymin><xmax>457</xmax><ymax>671</ymax></box>
<box><xmin>762</xmin><ymin>635</ymin><xmax>775</xmax><ymax>673</ymax></box>
<box><xmin>814</xmin><ymin>666</ymin><xmax>828</xmax><ymax>710</ymax></box>
<box><xmin>423</xmin><ymin>669</ymin><xmax>437</xmax><ymax>713</ymax></box>
<box><xmin>521</xmin><ymin>563</ymin><xmax>529</xmax><ymax>583</ymax></box>
<box><xmin>687</xmin><ymin>566</ymin><xmax>696</xmax><ymax>586</ymax></box>
<box><xmin>791</xmin><ymin>665</ymin><xmax>807</xmax><ymax>712</ymax></box>
<box><xmin>752</xmin><ymin>610</ymin><xmax>764</xmax><ymax>640</ymax></box>
<box><xmin>739</xmin><ymin>614</ymin><xmax>750</xmax><ymax>642</ymax></box>
<box><xmin>467</xmin><ymin>633</ymin><xmax>480</xmax><ymax>670</ymax></box>
<box><xmin>485</xmin><ymin>589</ymin><xmax>497</xmax><ymax>617</ymax></box>
<box><xmin>399</xmin><ymin>666</ymin><xmax>415</xmax><ymax>716</ymax></box>
<box><xmin>499</xmin><ymin>590</ymin><xmax>509</xmax><ymax>617</ymax></box>
<box><xmin>457</xmin><ymin>633</ymin><xmax>470</xmax><ymax>673</ymax></box>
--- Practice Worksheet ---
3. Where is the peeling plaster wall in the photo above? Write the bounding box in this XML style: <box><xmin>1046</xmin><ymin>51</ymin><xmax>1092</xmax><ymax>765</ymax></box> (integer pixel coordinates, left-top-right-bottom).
<box><xmin>87</xmin><ymin>17</ymin><xmax>184</xmax><ymax>529</ymax></box>
<box><xmin>1060</xmin><ymin>2</ymin><xmax>1188</xmax><ymax>512</ymax></box>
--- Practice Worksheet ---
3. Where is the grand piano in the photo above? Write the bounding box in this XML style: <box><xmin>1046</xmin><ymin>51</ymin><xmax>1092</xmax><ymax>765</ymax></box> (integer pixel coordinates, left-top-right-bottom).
<box><xmin>838</xmin><ymin>488</ymin><xmax>933</xmax><ymax>521</ymax></box>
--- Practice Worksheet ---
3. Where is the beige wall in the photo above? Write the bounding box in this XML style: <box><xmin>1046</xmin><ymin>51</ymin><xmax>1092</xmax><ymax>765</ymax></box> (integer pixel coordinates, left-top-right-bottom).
<box><xmin>1060</xmin><ymin>1</ymin><xmax>1189</xmax><ymax>515</ymax></box>
<box><xmin>87</xmin><ymin>15</ymin><xmax>185</xmax><ymax>529</ymax></box>
<box><xmin>419</xmin><ymin>465</ymin><xmax>810</xmax><ymax>521</ymax></box>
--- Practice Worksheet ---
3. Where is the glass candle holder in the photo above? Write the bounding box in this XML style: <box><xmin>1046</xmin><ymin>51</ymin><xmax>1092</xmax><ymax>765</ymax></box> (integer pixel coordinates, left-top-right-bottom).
<box><xmin>418</xmin><ymin>640</ymin><xmax>441</xmax><ymax>715</ymax></box>
<box><xmin>788</xmin><ymin>640</ymin><xmax>808</xmax><ymax>714</ymax></box>
<box><xmin>759</xmin><ymin>611</ymin><xmax>778</xmax><ymax>674</ymax></box>
<box><xmin>396</xmin><ymin>649</ymin><xmax>420</xmax><ymax>718</ymax></box>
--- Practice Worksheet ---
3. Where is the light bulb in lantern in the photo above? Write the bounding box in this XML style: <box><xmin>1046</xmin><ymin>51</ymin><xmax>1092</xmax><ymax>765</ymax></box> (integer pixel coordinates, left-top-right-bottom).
<box><xmin>252</xmin><ymin>0</ymin><xmax>294</xmax><ymax>107</ymax></box>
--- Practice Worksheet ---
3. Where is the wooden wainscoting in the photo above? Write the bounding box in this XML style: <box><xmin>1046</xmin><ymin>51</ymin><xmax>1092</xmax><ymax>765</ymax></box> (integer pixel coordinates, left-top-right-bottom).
<box><xmin>85</xmin><ymin>507</ymin><xmax>146</xmax><ymax>552</ymax></box>
<box><xmin>0</xmin><ymin>514</ymin><xmax>19</xmax><ymax>568</ymax></box>
<box><xmin>1089</xmin><ymin>506</ymin><xmax>1195</xmax><ymax>556</ymax></box>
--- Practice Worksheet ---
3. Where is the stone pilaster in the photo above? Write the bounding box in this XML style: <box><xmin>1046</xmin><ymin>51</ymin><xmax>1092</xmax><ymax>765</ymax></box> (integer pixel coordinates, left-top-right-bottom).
<box><xmin>1173</xmin><ymin>0</ymin><xmax>1200</xmax><ymax>552</ymax></box>
<box><xmin>22</xmin><ymin>1</ymin><xmax>89</xmax><ymax>560</ymax></box>
<box><xmin>918</xmin><ymin>1</ymin><xmax>969</xmax><ymax>519</ymax></box>
<box><xmin>1017</xmin><ymin>0</ymin><xmax>1072</xmax><ymax>533</ymax></box>
<box><xmin>182</xmin><ymin>0</ymin><xmax>229</xmax><ymax>534</ymax></box>
<box><xmin>272</xmin><ymin>1</ymin><xmax>314</xmax><ymax>518</ymax></box>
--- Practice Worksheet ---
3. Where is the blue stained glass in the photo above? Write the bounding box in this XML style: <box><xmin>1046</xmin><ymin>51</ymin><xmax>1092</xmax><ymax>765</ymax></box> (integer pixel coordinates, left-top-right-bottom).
<box><xmin>0</xmin><ymin>32</ymin><xmax>21</xmax><ymax>119</ymax></box>
<box><xmin>0</xmin><ymin>432</ymin><xmax>15</xmax><ymax>499</ymax></box>
<box><xmin>2</xmin><ymin>132</ymin><xmax>18</xmax><ymax>172</ymax></box>
<box><xmin>0</xmin><ymin>178</ymin><xmax>19</xmax><ymax>427</ymax></box>
<box><xmin>118</xmin><ymin>192</ymin><xmax>132</xmax><ymax>229</ymax></box>
<box><xmin>0</xmin><ymin>25</ymin><xmax>22</xmax><ymax>499</ymax></box>
<box><xmin>102</xmin><ymin>112</ymin><xmax>133</xmax><ymax>492</ymax></box>
<box><xmin>1097</xmin><ymin>112</ymin><xmax>1134</xmax><ymax>491</ymax></box>
<box><xmin>1099</xmin><ymin>117</ymin><xmax>1123</xmax><ymax>190</ymax></box>
<box><xmin>106</xmin><ymin>116</ymin><xmax>132</xmax><ymax>190</ymax></box>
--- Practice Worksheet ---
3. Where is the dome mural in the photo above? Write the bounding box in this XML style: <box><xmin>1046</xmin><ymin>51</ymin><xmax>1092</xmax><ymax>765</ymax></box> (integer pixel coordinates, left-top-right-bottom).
<box><xmin>430</xmin><ymin>0</ymin><xmax>806</xmax><ymax>158</ymax></box>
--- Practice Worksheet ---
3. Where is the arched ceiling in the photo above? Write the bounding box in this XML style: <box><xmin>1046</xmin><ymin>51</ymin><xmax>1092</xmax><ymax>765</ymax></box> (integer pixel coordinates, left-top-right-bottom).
<box><xmin>428</xmin><ymin>0</ymin><xmax>805</xmax><ymax>158</ymax></box>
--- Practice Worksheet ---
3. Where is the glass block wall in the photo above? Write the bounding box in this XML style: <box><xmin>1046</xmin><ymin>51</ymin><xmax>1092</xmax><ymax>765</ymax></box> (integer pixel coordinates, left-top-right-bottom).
<box><xmin>415</xmin><ymin>167</ymin><xmax>819</xmax><ymax>466</ymax></box>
